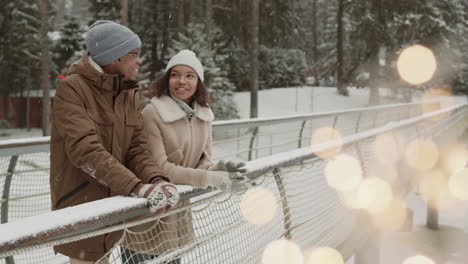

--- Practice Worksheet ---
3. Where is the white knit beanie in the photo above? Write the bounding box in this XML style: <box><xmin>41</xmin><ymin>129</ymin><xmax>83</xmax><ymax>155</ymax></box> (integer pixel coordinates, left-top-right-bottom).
<box><xmin>87</xmin><ymin>20</ymin><xmax>141</xmax><ymax>66</ymax></box>
<box><xmin>165</xmin><ymin>50</ymin><xmax>204</xmax><ymax>82</ymax></box>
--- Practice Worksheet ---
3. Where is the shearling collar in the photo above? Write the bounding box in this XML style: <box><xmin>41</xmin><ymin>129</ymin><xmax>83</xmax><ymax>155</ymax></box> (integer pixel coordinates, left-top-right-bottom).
<box><xmin>150</xmin><ymin>95</ymin><xmax>214</xmax><ymax>123</ymax></box>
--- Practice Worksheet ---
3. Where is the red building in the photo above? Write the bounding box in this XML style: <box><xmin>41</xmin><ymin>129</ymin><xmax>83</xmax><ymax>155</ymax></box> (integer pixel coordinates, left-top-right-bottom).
<box><xmin>0</xmin><ymin>90</ymin><xmax>56</xmax><ymax>128</ymax></box>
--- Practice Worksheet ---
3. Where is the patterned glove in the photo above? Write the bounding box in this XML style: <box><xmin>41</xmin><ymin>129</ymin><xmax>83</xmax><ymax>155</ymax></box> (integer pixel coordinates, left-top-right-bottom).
<box><xmin>208</xmin><ymin>160</ymin><xmax>247</xmax><ymax>173</ymax></box>
<box><xmin>131</xmin><ymin>180</ymin><xmax>179</xmax><ymax>213</ymax></box>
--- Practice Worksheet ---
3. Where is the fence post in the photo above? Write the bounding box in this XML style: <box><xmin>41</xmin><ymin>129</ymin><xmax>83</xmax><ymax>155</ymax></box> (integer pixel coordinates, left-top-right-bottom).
<box><xmin>332</xmin><ymin>116</ymin><xmax>338</xmax><ymax>129</ymax></box>
<box><xmin>236</xmin><ymin>128</ymin><xmax>241</xmax><ymax>158</ymax></box>
<box><xmin>354</xmin><ymin>140</ymin><xmax>381</xmax><ymax>264</ymax></box>
<box><xmin>298</xmin><ymin>120</ymin><xmax>307</xmax><ymax>148</ymax></box>
<box><xmin>355</xmin><ymin>112</ymin><xmax>362</xmax><ymax>133</ymax></box>
<box><xmin>1</xmin><ymin>155</ymin><xmax>19</xmax><ymax>264</ymax></box>
<box><xmin>427</xmin><ymin>202</ymin><xmax>439</xmax><ymax>230</ymax></box>
<box><xmin>372</xmin><ymin>111</ymin><xmax>378</xmax><ymax>128</ymax></box>
<box><xmin>248</xmin><ymin>127</ymin><xmax>259</xmax><ymax>161</ymax></box>
<box><xmin>272</xmin><ymin>168</ymin><xmax>292</xmax><ymax>240</ymax></box>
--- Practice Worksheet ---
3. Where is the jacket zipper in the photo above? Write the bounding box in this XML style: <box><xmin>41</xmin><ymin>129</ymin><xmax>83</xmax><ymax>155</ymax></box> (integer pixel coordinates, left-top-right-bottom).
<box><xmin>55</xmin><ymin>181</ymin><xmax>89</xmax><ymax>209</ymax></box>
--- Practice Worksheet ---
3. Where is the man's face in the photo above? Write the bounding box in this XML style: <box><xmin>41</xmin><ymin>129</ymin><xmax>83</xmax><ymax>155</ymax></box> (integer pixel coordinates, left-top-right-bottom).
<box><xmin>113</xmin><ymin>48</ymin><xmax>142</xmax><ymax>81</ymax></box>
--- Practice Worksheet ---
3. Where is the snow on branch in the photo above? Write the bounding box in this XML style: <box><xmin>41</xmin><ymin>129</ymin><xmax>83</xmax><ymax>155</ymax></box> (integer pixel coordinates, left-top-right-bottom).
<box><xmin>12</xmin><ymin>9</ymin><xmax>41</xmax><ymax>25</ymax></box>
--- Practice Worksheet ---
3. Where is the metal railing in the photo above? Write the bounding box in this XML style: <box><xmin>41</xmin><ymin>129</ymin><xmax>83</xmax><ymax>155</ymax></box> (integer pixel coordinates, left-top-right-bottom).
<box><xmin>0</xmin><ymin>102</ymin><xmax>466</xmax><ymax>264</ymax></box>
<box><xmin>1</xmin><ymin>100</ymin><xmax>462</xmax><ymax>264</ymax></box>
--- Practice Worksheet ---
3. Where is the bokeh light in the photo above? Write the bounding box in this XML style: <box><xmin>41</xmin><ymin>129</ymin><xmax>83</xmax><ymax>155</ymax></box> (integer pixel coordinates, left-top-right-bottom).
<box><xmin>240</xmin><ymin>187</ymin><xmax>277</xmax><ymax>225</ymax></box>
<box><xmin>442</xmin><ymin>145</ymin><xmax>468</xmax><ymax>174</ymax></box>
<box><xmin>419</xmin><ymin>169</ymin><xmax>447</xmax><ymax>207</ymax></box>
<box><xmin>339</xmin><ymin>190</ymin><xmax>361</xmax><ymax>209</ymax></box>
<box><xmin>262</xmin><ymin>239</ymin><xmax>303</xmax><ymax>264</ymax></box>
<box><xmin>402</xmin><ymin>255</ymin><xmax>435</xmax><ymax>264</ymax></box>
<box><xmin>310</xmin><ymin>126</ymin><xmax>343</xmax><ymax>158</ymax></box>
<box><xmin>368</xmin><ymin>162</ymin><xmax>399</xmax><ymax>186</ymax></box>
<box><xmin>372</xmin><ymin>132</ymin><xmax>402</xmax><ymax>165</ymax></box>
<box><xmin>448</xmin><ymin>168</ymin><xmax>468</xmax><ymax>200</ymax></box>
<box><xmin>421</xmin><ymin>88</ymin><xmax>453</xmax><ymax>121</ymax></box>
<box><xmin>305</xmin><ymin>247</ymin><xmax>344</xmax><ymax>264</ymax></box>
<box><xmin>371</xmin><ymin>198</ymin><xmax>408</xmax><ymax>232</ymax></box>
<box><xmin>397</xmin><ymin>44</ymin><xmax>437</xmax><ymax>85</ymax></box>
<box><xmin>325</xmin><ymin>154</ymin><xmax>363</xmax><ymax>192</ymax></box>
<box><xmin>357</xmin><ymin>178</ymin><xmax>393</xmax><ymax>213</ymax></box>
<box><xmin>405</xmin><ymin>139</ymin><xmax>439</xmax><ymax>171</ymax></box>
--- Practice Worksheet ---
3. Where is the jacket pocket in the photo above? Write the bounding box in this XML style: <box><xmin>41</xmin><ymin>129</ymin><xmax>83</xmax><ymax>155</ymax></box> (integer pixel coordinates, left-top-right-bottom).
<box><xmin>167</xmin><ymin>149</ymin><xmax>183</xmax><ymax>164</ymax></box>
<box><xmin>88</xmin><ymin>110</ymin><xmax>114</xmax><ymax>125</ymax></box>
<box><xmin>125</xmin><ymin>113</ymin><xmax>139</xmax><ymax>126</ymax></box>
<box><xmin>87</xmin><ymin>110</ymin><xmax>113</xmax><ymax>152</ymax></box>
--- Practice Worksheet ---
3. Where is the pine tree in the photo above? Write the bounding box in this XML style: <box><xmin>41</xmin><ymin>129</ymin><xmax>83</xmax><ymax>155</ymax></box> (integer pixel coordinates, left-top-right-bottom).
<box><xmin>0</xmin><ymin>0</ymin><xmax>55</xmax><ymax>126</ymax></box>
<box><xmin>169</xmin><ymin>23</ymin><xmax>239</xmax><ymax>120</ymax></box>
<box><xmin>88</xmin><ymin>0</ymin><xmax>121</xmax><ymax>22</ymax></box>
<box><xmin>52</xmin><ymin>16</ymin><xmax>85</xmax><ymax>75</ymax></box>
<box><xmin>0</xmin><ymin>0</ymin><xmax>42</xmax><ymax>98</ymax></box>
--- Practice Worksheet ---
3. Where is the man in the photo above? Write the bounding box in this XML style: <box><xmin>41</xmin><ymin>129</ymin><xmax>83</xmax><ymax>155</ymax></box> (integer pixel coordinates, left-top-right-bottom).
<box><xmin>50</xmin><ymin>20</ymin><xmax>179</xmax><ymax>264</ymax></box>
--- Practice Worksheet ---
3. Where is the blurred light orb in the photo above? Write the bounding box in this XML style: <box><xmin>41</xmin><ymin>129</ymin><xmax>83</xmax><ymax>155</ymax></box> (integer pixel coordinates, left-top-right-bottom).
<box><xmin>419</xmin><ymin>169</ymin><xmax>447</xmax><ymax>207</ymax></box>
<box><xmin>371</xmin><ymin>198</ymin><xmax>408</xmax><ymax>232</ymax></box>
<box><xmin>397</xmin><ymin>44</ymin><xmax>437</xmax><ymax>85</ymax></box>
<box><xmin>403</xmin><ymin>255</ymin><xmax>435</xmax><ymax>264</ymax></box>
<box><xmin>421</xmin><ymin>88</ymin><xmax>453</xmax><ymax>121</ymax></box>
<box><xmin>262</xmin><ymin>239</ymin><xmax>303</xmax><ymax>264</ymax></box>
<box><xmin>443</xmin><ymin>145</ymin><xmax>468</xmax><ymax>174</ymax></box>
<box><xmin>305</xmin><ymin>247</ymin><xmax>344</xmax><ymax>264</ymax></box>
<box><xmin>372</xmin><ymin>132</ymin><xmax>402</xmax><ymax>165</ymax></box>
<box><xmin>405</xmin><ymin>139</ymin><xmax>439</xmax><ymax>171</ymax></box>
<box><xmin>357</xmin><ymin>178</ymin><xmax>393</xmax><ymax>213</ymax></box>
<box><xmin>368</xmin><ymin>162</ymin><xmax>399</xmax><ymax>186</ymax></box>
<box><xmin>240</xmin><ymin>187</ymin><xmax>277</xmax><ymax>225</ymax></box>
<box><xmin>448</xmin><ymin>168</ymin><xmax>468</xmax><ymax>200</ymax></box>
<box><xmin>310</xmin><ymin>127</ymin><xmax>343</xmax><ymax>158</ymax></box>
<box><xmin>339</xmin><ymin>190</ymin><xmax>361</xmax><ymax>209</ymax></box>
<box><xmin>325</xmin><ymin>154</ymin><xmax>363</xmax><ymax>191</ymax></box>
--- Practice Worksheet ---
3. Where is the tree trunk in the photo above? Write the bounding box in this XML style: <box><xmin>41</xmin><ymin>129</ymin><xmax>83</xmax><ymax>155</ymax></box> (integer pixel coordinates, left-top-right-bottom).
<box><xmin>162</xmin><ymin>0</ymin><xmax>170</xmax><ymax>60</ymax></box>
<box><xmin>121</xmin><ymin>0</ymin><xmax>128</xmax><ymax>26</ymax></box>
<box><xmin>368</xmin><ymin>0</ymin><xmax>385</xmax><ymax>105</ymax></box>
<box><xmin>249</xmin><ymin>0</ymin><xmax>260</xmax><ymax>119</ymax></box>
<box><xmin>40</xmin><ymin>0</ymin><xmax>51</xmax><ymax>136</ymax></box>
<box><xmin>184</xmin><ymin>0</ymin><xmax>192</xmax><ymax>26</ymax></box>
<box><xmin>336</xmin><ymin>0</ymin><xmax>348</xmax><ymax>96</ymax></box>
<box><xmin>311</xmin><ymin>0</ymin><xmax>319</xmax><ymax>86</ymax></box>
<box><xmin>0</xmin><ymin>4</ymin><xmax>12</xmax><ymax>124</ymax></box>
<box><xmin>206</xmin><ymin>0</ymin><xmax>213</xmax><ymax>48</ymax></box>
<box><xmin>177</xmin><ymin>0</ymin><xmax>184</xmax><ymax>32</ymax></box>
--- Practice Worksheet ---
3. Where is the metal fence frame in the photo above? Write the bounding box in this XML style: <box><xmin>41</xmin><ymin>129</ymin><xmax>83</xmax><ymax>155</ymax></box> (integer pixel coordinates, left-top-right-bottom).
<box><xmin>2</xmin><ymin>100</ymin><xmax>464</xmax><ymax>264</ymax></box>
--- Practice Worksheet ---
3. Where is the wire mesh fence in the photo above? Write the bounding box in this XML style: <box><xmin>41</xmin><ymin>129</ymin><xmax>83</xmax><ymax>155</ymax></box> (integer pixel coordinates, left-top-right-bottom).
<box><xmin>1</xmin><ymin>100</ymin><xmax>464</xmax><ymax>264</ymax></box>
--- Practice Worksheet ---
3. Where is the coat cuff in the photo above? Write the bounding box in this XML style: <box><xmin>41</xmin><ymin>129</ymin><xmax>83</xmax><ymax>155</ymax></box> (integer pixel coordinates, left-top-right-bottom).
<box><xmin>149</xmin><ymin>175</ymin><xmax>170</xmax><ymax>184</ymax></box>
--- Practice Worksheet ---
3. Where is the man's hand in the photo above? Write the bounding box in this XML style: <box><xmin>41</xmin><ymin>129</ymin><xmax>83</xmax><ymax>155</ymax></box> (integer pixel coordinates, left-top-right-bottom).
<box><xmin>208</xmin><ymin>160</ymin><xmax>247</xmax><ymax>173</ymax></box>
<box><xmin>131</xmin><ymin>180</ymin><xmax>179</xmax><ymax>213</ymax></box>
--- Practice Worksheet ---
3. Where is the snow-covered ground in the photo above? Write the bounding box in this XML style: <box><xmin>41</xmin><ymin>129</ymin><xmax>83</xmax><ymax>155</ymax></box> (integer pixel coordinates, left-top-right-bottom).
<box><xmin>0</xmin><ymin>86</ymin><xmax>396</xmax><ymax>140</ymax></box>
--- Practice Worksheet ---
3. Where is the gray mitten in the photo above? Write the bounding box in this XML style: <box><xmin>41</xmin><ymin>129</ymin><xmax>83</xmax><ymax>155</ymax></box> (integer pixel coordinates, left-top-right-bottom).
<box><xmin>208</xmin><ymin>160</ymin><xmax>247</xmax><ymax>173</ymax></box>
<box><xmin>205</xmin><ymin>171</ymin><xmax>250</xmax><ymax>193</ymax></box>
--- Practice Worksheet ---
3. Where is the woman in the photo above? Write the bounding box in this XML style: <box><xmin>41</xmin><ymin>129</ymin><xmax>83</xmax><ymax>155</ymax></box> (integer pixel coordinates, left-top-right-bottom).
<box><xmin>121</xmin><ymin>49</ymin><xmax>246</xmax><ymax>263</ymax></box>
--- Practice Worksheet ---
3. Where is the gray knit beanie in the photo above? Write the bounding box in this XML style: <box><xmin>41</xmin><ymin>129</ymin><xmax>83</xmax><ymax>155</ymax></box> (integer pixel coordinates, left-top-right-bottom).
<box><xmin>86</xmin><ymin>20</ymin><xmax>141</xmax><ymax>66</ymax></box>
